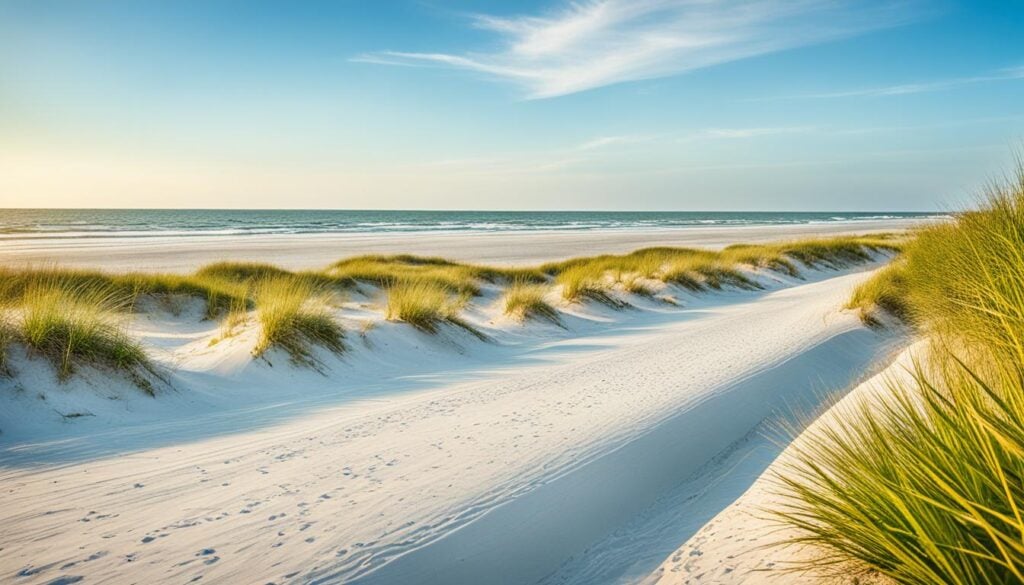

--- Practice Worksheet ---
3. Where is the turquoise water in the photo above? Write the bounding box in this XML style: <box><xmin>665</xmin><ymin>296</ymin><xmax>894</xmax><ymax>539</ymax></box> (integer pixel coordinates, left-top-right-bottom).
<box><xmin>0</xmin><ymin>209</ymin><xmax>942</xmax><ymax>239</ymax></box>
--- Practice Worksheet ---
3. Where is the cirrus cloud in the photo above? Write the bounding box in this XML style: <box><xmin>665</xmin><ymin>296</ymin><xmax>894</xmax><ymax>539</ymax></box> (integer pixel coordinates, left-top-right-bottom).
<box><xmin>354</xmin><ymin>0</ymin><xmax>928</xmax><ymax>98</ymax></box>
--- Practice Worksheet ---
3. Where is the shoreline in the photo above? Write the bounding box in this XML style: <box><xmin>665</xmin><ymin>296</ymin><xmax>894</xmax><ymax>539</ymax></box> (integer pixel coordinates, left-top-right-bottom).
<box><xmin>0</xmin><ymin>219</ymin><xmax>930</xmax><ymax>272</ymax></box>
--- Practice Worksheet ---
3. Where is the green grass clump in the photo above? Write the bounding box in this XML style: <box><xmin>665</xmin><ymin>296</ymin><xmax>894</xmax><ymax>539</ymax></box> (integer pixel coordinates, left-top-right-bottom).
<box><xmin>658</xmin><ymin>257</ymin><xmax>708</xmax><ymax>291</ymax></box>
<box><xmin>899</xmin><ymin>198</ymin><xmax>1024</xmax><ymax>366</ymax></box>
<box><xmin>556</xmin><ymin>265</ymin><xmax>626</xmax><ymax>307</ymax></box>
<box><xmin>193</xmin><ymin>261</ymin><xmax>292</xmax><ymax>283</ymax></box>
<box><xmin>621</xmin><ymin>274</ymin><xmax>657</xmax><ymax>297</ymax></box>
<box><xmin>543</xmin><ymin>238</ymin><xmax>890</xmax><ymax>299</ymax></box>
<box><xmin>385</xmin><ymin>280</ymin><xmax>485</xmax><ymax>338</ymax></box>
<box><xmin>0</xmin><ymin>266</ymin><xmax>251</xmax><ymax>320</ymax></box>
<box><xmin>776</xmin><ymin>361</ymin><xmax>1024</xmax><ymax>585</ymax></box>
<box><xmin>846</xmin><ymin>261</ymin><xmax>912</xmax><ymax>326</ymax></box>
<box><xmin>722</xmin><ymin>236</ymin><xmax>903</xmax><ymax>277</ymax></box>
<box><xmin>775</xmin><ymin>160</ymin><xmax>1024</xmax><ymax>583</ymax></box>
<box><xmin>503</xmin><ymin>281</ymin><xmax>560</xmax><ymax>324</ymax></box>
<box><xmin>252</xmin><ymin>276</ymin><xmax>345</xmax><ymax>366</ymax></box>
<box><xmin>330</xmin><ymin>255</ymin><xmax>485</xmax><ymax>296</ymax></box>
<box><xmin>720</xmin><ymin>244</ymin><xmax>800</xmax><ymax>276</ymax></box>
<box><xmin>19</xmin><ymin>281</ymin><xmax>153</xmax><ymax>385</ymax></box>
<box><xmin>657</xmin><ymin>253</ymin><xmax>757</xmax><ymax>291</ymax></box>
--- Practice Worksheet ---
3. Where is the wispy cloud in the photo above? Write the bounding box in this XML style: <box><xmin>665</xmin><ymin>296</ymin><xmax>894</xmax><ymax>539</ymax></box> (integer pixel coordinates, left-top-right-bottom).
<box><xmin>354</xmin><ymin>0</ymin><xmax>925</xmax><ymax>99</ymax></box>
<box><xmin>575</xmin><ymin>134</ymin><xmax>654</xmax><ymax>150</ymax></box>
<box><xmin>691</xmin><ymin>126</ymin><xmax>816</xmax><ymax>139</ymax></box>
<box><xmin>409</xmin><ymin>126</ymin><xmax>822</xmax><ymax>176</ymax></box>
<box><xmin>773</xmin><ymin>66</ymin><xmax>1024</xmax><ymax>99</ymax></box>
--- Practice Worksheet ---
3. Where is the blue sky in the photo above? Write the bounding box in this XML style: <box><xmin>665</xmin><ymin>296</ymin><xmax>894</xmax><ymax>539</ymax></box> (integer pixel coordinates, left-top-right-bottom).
<box><xmin>1</xmin><ymin>0</ymin><xmax>1022</xmax><ymax>210</ymax></box>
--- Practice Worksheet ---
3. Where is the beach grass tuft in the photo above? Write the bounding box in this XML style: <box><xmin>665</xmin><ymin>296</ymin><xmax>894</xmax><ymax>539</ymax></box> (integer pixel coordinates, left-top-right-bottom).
<box><xmin>19</xmin><ymin>280</ymin><xmax>154</xmax><ymax>387</ymax></box>
<box><xmin>252</xmin><ymin>276</ymin><xmax>345</xmax><ymax>366</ymax></box>
<box><xmin>845</xmin><ymin>261</ymin><xmax>912</xmax><ymax>326</ymax></box>
<box><xmin>621</xmin><ymin>274</ymin><xmax>657</xmax><ymax>297</ymax></box>
<box><xmin>556</xmin><ymin>265</ymin><xmax>627</xmax><ymax>307</ymax></box>
<box><xmin>503</xmin><ymin>280</ymin><xmax>561</xmax><ymax>324</ymax></box>
<box><xmin>774</xmin><ymin>159</ymin><xmax>1024</xmax><ymax>583</ymax></box>
<box><xmin>385</xmin><ymin>280</ymin><xmax>487</xmax><ymax>339</ymax></box>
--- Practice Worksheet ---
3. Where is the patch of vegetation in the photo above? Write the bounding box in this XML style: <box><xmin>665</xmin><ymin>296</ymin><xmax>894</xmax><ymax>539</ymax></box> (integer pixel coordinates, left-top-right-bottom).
<box><xmin>503</xmin><ymin>281</ymin><xmax>561</xmax><ymax>325</ymax></box>
<box><xmin>0</xmin><ymin>266</ymin><xmax>251</xmax><ymax>320</ymax></box>
<box><xmin>385</xmin><ymin>280</ymin><xmax>486</xmax><ymax>339</ymax></box>
<box><xmin>0</xmin><ymin>233</ymin><xmax>896</xmax><ymax>379</ymax></box>
<box><xmin>621</xmin><ymin>274</ymin><xmax>657</xmax><ymax>297</ymax></box>
<box><xmin>19</xmin><ymin>280</ymin><xmax>155</xmax><ymax>388</ymax></box>
<box><xmin>329</xmin><ymin>254</ymin><xmax>546</xmax><ymax>297</ymax></box>
<box><xmin>846</xmin><ymin>261</ymin><xmax>912</xmax><ymax>326</ymax></box>
<box><xmin>252</xmin><ymin>276</ymin><xmax>345</xmax><ymax>366</ymax></box>
<box><xmin>775</xmin><ymin>161</ymin><xmax>1024</xmax><ymax>583</ymax></box>
<box><xmin>556</xmin><ymin>265</ymin><xmax>628</xmax><ymax>307</ymax></box>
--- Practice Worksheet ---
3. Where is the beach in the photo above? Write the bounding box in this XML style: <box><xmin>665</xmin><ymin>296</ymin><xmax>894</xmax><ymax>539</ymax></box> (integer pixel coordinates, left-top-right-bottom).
<box><xmin>0</xmin><ymin>218</ymin><xmax>929</xmax><ymax>272</ymax></box>
<box><xmin>7</xmin><ymin>1</ymin><xmax>1019</xmax><ymax>582</ymax></box>
<box><xmin>0</xmin><ymin>223</ymin><xmax>911</xmax><ymax>584</ymax></box>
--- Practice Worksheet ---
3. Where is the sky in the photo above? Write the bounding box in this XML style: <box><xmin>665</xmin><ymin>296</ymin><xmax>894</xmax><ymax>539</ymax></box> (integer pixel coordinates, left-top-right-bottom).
<box><xmin>1</xmin><ymin>0</ymin><xmax>1022</xmax><ymax>211</ymax></box>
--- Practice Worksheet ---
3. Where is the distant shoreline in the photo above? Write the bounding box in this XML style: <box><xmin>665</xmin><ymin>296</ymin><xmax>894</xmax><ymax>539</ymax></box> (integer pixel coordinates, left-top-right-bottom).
<box><xmin>0</xmin><ymin>209</ymin><xmax>946</xmax><ymax>238</ymax></box>
<box><xmin>0</xmin><ymin>218</ymin><xmax>937</xmax><ymax>273</ymax></box>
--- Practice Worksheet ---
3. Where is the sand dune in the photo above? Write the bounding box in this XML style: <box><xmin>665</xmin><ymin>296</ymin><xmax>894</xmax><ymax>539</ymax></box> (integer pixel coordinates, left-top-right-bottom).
<box><xmin>0</xmin><ymin>259</ymin><xmax>904</xmax><ymax>585</ymax></box>
<box><xmin>649</xmin><ymin>345</ymin><xmax>920</xmax><ymax>585</ymax></box>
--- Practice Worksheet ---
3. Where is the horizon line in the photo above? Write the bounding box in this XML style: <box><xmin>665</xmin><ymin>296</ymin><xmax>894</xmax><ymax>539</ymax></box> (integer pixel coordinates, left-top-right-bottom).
<box><xmin>0</xmin><ymin>207</ymin><xmax>947</xmax><ymax>214</ymax></box>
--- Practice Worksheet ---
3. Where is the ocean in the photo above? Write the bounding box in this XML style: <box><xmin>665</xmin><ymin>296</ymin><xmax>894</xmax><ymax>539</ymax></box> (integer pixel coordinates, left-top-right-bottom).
<box><xmin>0</xmin><ymin>209</ymin><xmax>943</xmax><ymax>240</ymax></box>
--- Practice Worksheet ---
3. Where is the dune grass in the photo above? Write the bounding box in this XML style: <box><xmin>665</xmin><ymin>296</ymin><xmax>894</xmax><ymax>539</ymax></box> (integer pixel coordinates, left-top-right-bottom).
<box><xmin>503</xmin><ymin>280</ymin><xmax>561</xmax><ymax>324</ymax></box>
<box><xmin>330</xmin><ymin>254</ymin><xmax>544</xmax><ymax>296</ymax></box>
<box><xmin>722</xmin><ymin>236</ymin><xmax>904</xmax><ymax>277</ymax></box>
<box><xmin>846</xmin><ymin>261</ymin><xmax>912</xmax><ymax>327</ymax></box>
<box><xmin>556</xmin><ymin>265</ymin><xmax>627</xmax><ymax>307</ymax></box>
<box><xmin>18</xmin><ymin>280</ymin><xmax>154</xmax><ymax>388</ymax></box>
<box><xmin>252</xmin><ymin>276</ymin><xmax>345</xmax><ymax>366</ymax></box>
<box><xmin>621</xmin><ymin>274</ymin><xmax>657</xmax><ymax>297</ymax></box>
<box><xmin>774</xmin><ymin>163</ymin><xmax>1024</xmax><ymax>583</ymax></box>
<box><xmin>0</xmin><ymin>265</ymin><xmax>252</xmax><ymax>320</ymax></box>
<box><xmin>384</xmin><ymin>280</ymin><xmax>486</xmax><ymax>339</ymax></box>
<box><xmin>542</xmin><ymin>237</ymin><xmax>896</xmax><ymax>296</ymax></box>
<box><xmin>0</xmin><ymin>233</ymin><xmax>894</xmax><ymax>380</ymax></box>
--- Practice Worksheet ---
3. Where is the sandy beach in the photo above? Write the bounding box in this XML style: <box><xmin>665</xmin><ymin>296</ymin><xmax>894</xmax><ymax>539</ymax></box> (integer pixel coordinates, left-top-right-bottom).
<box><xmin>7</xmin><ymin>1</ymin><xmax>1019</xmax><ymax>582</ymax></box>
<box><xmin>0</xmin><ymin>219</ymin><xmax>928</xmax><ymax>272</ymax></box>
<box><xmin>0</xmin><ymin>228</ymin><xmax>908</xmax><ymax>584</ymax></box>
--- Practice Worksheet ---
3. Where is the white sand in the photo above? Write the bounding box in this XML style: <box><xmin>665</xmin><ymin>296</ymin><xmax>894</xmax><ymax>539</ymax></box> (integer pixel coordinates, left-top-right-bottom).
<box><xmin>647</xmin><ymin>344</ymin><xmax>920</xmax><ymax>585</ymax></box>
<box><xmin>0</xmin><ymin>256</ymin><xmax>905</xmax><ymax>584</ymax></box>
<box><xmin>0</xmin><ymin>219</ymin><xmax>928</xmax><ymax>271</ymax></box>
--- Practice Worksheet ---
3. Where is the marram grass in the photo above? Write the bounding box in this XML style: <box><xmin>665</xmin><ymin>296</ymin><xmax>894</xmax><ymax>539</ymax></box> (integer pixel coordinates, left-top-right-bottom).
<box><xmin>385</xmin><ymin>280</ymin><xmax>486</xmax><ymax>339</ymax></box>
<box><xmin>775</xmin><ymin>161</ymin><xmax>1024</xmax><ymax>584</ymax></box>
<box><xmin>19</xmin><ymin>280</ymin><xmax>155</xmax><ymax>389</ymax></box>
<box><xmin>556</xmin><ymin>265</ymin><xmax>628</xmax><ymax>307</ymax></box>
<box><xmin>502</xmin><ymin>280</ymin><xmax>561</xmax><ymax>325</ymax></box>
<box><xmin>252</xmin><ymin>276</ymin><xmax>345</xmax><ymax>366</ymax></box>
<box><xmin>846</xmin><ymin>260</ymin><xmax>912</xmax><ymax>327</ymax></box>
<box><xmin>0</xmin><ymin>234</ymin><xmax>893</xmax><ymax>378</ymax></box>
<box><xmin>775</xmin><ymin>362</ymin><xmax>1024</xmax><ymax>585</ymax></box>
